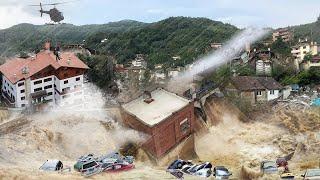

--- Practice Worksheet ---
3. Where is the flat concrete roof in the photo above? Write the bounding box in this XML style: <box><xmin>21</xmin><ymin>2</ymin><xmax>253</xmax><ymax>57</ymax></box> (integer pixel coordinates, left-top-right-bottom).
<box><xmin>122</xmin><ymin>88</ymin><xmax>190</xmax><ymax>127</ymax></box>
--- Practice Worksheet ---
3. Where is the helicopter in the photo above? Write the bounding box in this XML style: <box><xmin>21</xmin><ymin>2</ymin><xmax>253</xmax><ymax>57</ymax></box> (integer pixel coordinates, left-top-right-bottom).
<box><xmin>30</xmin><ymin>2</ymin><xmax>73</xmax><ymax>24</ymax></box>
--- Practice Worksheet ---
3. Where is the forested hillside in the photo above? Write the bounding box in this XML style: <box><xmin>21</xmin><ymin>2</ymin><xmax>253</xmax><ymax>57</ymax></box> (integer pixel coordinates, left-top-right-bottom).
<box><xmin>0</xmin><ymin>20</ymin><xmax>146</xmax><ymax>57</ymax></box>
<box><xmin>86</xmin><ymin>17</ymin><xmax>239</xmax><ymax>66</ymax></box>
<box><xmin>0</xmin><ymin>17</ymin><xmax>239</xmax><ymax>67</ymax></box>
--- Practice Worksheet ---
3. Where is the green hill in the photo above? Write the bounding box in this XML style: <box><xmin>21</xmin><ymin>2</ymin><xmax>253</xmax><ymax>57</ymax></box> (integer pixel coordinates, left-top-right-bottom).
<box><xmin>290</xmin><ymin>16</ymin><xmax>320</xmax><ymax>42</ymax></box>
<box><xmin>0</xmin><ymin>17</ymin><xmax>239</xmax><ymax>67</ymax></box>
<box><xmin>87</xmin><ymin>17</ymin><xmax>239</xmax><ymax>66</ymax></box>
<box><xmin>0</xmin><ymin>20</ymin><xmax>146</xmax><ymax>57</ymax></box>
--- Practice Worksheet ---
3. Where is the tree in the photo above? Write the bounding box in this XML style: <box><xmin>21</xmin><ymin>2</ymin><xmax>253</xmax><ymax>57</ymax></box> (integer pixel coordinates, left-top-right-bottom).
<box><xmin>303</xmin><ymin>52</ymin><xmax>313</xmax><ymax>62</ymax></box>
<box><xmin>271</xmin><ymin>38</ymin><xmax>291</xmax><ymax>57</ymax></box>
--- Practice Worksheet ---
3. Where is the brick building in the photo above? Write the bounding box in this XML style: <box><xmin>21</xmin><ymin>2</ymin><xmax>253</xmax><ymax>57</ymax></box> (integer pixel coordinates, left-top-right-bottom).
<box><xmin>121</xmin><ymin>88</ymin><xmax>195</xmax><ymax>158</ymax></box>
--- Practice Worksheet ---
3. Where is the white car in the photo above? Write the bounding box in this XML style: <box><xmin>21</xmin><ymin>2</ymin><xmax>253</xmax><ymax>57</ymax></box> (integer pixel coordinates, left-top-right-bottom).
<box><xmin>182</xmin><ymin>162</ymin><xmax>213</xmax><ymax>177</ymax></box>
<box><xmin>39</xmin><ymin>159</ymin><xmax>70</xmax><ymax>172</ymax></box>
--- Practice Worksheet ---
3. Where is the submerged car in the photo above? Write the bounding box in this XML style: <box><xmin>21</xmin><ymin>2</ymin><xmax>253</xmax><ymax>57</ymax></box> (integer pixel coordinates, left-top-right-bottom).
<box><xmin>167</xmin><ymin>160</ymin><xmax>212</xmax><ymax>178</ymax></box>
<box><xmin>213</xmin><ymin>166</ymin><xmax>232</xmax><ymax>179</ymax></box>
<box><xmin>280</xmin><ymin>172</ymin><xmax>295</xmax><ymax>179</ymax></box>
<box><xmin>40</xmin><ymin>159</ymin><xmax>64</xmax><ymax>171</ymax></box>
<box><xmin>183</xmin><ymin>162</ymin><xmax>213</xmax><ymax>177</ymax></box>
<box><xmin>77</xmin><ymin>160</ymin><xmax>102</xmax><ymax>177</ymax></box>
<box><xmin>98</xmin><ymin>152</ymin><xmax>134</xmax><ymax>164</ymax></box>
<box><xmin>301</xmin><ymin>169</ymin><xmax>320</xmax><ymax>180</ymax></box>
<box><xmin>98</xmin><ymin>152</ymin><xmax>135</xmax><ymax>172</ymax></box>
<box><xmin>167</xmin><ymin>159</ymin><xmax>193</xmax><ymax>178</ymax></box>
<box><xmin>260</xmin><ymin>161</ymin><xmax>278</xmax><ymax>174</ymax></box>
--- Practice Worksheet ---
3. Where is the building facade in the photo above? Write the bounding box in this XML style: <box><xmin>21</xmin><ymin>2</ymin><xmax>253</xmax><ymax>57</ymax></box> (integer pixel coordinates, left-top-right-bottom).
<box><xmin>225</xmin><ymin>76</ymin><xmax>283</xmax><ymax>104</ymax></box>
<box><xmin>0</xmin><ymin>42</ymin><xmax>88</xmax><ymax>108</ymax></box>
<box><xmin>121</xmin><ymin>88</ymin><xmax>195</xmax><ymax>158</ymax></box>
<box><xmin>272</xmin><ymin>28</ymin><xmax>293</xmax><ymax>42</ymax></box>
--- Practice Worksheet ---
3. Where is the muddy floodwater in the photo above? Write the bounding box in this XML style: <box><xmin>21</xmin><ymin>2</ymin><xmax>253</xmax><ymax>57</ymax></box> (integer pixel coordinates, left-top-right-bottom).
<box><xmin>0</xmin><ymin>97</ymin><xmax>319</xmax><ymax>180</ymax></box>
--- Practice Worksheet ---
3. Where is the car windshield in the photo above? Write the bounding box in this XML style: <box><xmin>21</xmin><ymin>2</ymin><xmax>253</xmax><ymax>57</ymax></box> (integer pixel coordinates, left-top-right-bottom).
<box><xmin>264</xmin><ymin>162</ymin><xmax>276</xmax><ymax>168</ymax></box>
<box><xmin>40</xmin><ymin>160</ymin><xmax>59</xmax><ymax>171</ymax></box>
<box><xmin>83</xmin><ymin>161</ymin><xmax>97</xmax><ymax>169</ymax></box>
<box><xmin>306</xmin><ymin>169</ymin><xmax>320</xmax><ymax>177</ymax></box>
<box><xmin>216</xmin><ymin>169</ymin><xmax>229</xmax><ymax>176</ymax></box>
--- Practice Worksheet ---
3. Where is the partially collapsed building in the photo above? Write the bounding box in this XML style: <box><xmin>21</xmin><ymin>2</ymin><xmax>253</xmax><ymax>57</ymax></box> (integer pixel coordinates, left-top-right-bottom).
<box><xmin>121</xmin><ymin>88</ymin><xmax>195</xmax><ymax>158</ymax></box>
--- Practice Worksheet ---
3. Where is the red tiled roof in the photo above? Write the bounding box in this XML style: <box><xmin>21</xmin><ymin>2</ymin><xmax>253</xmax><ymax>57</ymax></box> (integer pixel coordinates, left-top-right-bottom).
<box><xmin>0</xmin><ymin>50</ymin><xmax>89</xmax><ymax>84</ymax></box>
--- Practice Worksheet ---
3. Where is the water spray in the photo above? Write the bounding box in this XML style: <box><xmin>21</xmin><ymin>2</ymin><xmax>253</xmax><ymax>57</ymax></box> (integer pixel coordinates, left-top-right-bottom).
<box><xmin>168</xmin><ymin>27</ymin><xmax>270</xmax><ymax>92</ymax></box>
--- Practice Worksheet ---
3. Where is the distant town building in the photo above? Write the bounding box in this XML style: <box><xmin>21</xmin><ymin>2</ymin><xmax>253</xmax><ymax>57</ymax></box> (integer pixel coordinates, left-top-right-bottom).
<box><xmin>154</xmin><ymin>64</ymin><xmax>163</xmax><ymax>69</ymax></box>
<box><xmin>301</xmin><ymin>56</ymin><xmax>320</xmax><ymax>70</ymax></box>
<box><xmin>121</xmin><ymin>88</ymin><xmax>195</xmax><ymax>158</ymax></box>
<box><xmin>249</xmin><ymin>49</ymin><xmax>275</xmax><ymax>76</ymax></box>
<box><xmin>210</xmin><ymin>42</ymin><xmax>223</xmax><ymax>50</ymax></box>
<box><xmin>272</xmin><ymin>28</ymin><xmax>293</xmax><ymax>42</ymax></box>
<box><xmin>172</xmin><ymin>56</ymin><xmax>181</xmax><ymax>61</ymax></box>
<box><xmin>225</xmin><ymin>76</ymin><xmax>283</xmax><ymax>104</ymax></box>
<box><xmin>131</xmin><ymin>54</ymin><xmax>147</xmax><ymax>68</ymax></box>
<box><xmin>291</xmin><ymin>39</ymin><xmax>318</xmax><ymax>70</ymax></box>
<box><xmin>0</xmin><ymin>42</ymin><xmax>89</xmax><ymax>108</ymax></box>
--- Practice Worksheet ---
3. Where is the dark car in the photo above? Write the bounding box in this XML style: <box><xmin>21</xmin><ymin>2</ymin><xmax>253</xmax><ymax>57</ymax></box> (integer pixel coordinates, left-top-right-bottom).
<box><xmin>167</xmin><ymin>159</ymin><xmax>194</xmax><ymax>178</ymax></box>
<box><xmin>213</xmin><ymin>166</ymin><xmax>232</xmax><ymax>179</ymax></box>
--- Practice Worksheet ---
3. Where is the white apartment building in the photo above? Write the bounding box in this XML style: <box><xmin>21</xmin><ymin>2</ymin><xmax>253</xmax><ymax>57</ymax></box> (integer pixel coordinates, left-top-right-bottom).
<box><xmin>0</xmin><ymin>43</ymin><xmax>88</xmax><ymax>109</ymax></box>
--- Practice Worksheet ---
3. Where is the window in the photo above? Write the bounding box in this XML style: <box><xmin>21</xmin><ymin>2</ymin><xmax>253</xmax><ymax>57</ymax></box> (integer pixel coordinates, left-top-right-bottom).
<box><xmin>34</xmin><ymin>87</ymin><xmax>42</xmax><ymax>92</ymax></box>
<box><xmin>270</xmin><ymin>90</ymin><xmax>275</xmax><ymax>95</ymax></box>
<box><xmin>62</xmin><ymin>87</ymin><xmax>70</xmax><ymax>92</ymax></box>
<box><xmin>20</xmin><ymin>89</ymin><xmax>25</xmax><ymax>93</ymax></box>
<box><xmin>256</xmin><ymin>91</ymin><xmax>262</xmax><ymax>96</ymax></box>
<box><xmin>34</xmin><ymin>80</ymin><xmax>42</xmax><ymax>85</ymax></box>
<box><xmin>47</xmin><ymin>92</ymin><xmax>53</xmax><ymax>96</ymax></box>
<box><xmin>18</xmin><ymin>82</ymin><xmax>24</xmax><ymax>87</ymax></box>
<box><xmin>76</xmin><ymin>77</ymin><xmax>80</xmax><ymax>81</ymax></box>
<box><xmin>180</xmin><ymin>118</ymin><xmax>190</xmax><ymax>134</ymax></box>
<box><xmin>44</xmin><ymin>77</ymin><xmax>52</xmax><ymax>82</ymax></box>
<box><xmin>21</xmin><ymin>96</ymin><xmax>25</xmax><ymax>100</ymax></box>
<box><xmin>64</xmin><ymin>80</ymin><xmax>68</xmax><ymax>84</ymax></box>
<box><xmin>44</xmin><ymin>85</ymin><xmax>52</xmax><ymax>89</ymax></box>
<box><xmin>21</xmin><ymin>104</ymin><xmax>25</xmax><ymax>107</ymax></box>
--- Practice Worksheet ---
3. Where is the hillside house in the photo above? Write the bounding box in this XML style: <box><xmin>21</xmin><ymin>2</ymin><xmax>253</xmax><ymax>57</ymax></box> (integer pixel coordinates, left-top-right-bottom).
<box><xmin>301</xmin><ymin>56</ymin><xmax>320</xmax><ymax>70</ymax></box>
<box><xmin>272</xmin><ymin>28</ymin><xmax>293</xmax><ymax>42</ymax></box>
<box><xmin>248</xmin><ymin>50</ymin><xmax>275</xmax><ymax>76</ymax></box>
<box><xmin>0</xmin><ymin>42</ymin><xmax>89</xmax><ymax>108</ymax></box>
<box><xmin>121</xmin><ymin>88</ymin><xmax>195</xmax><ymax>158</ymax></box>
<box><xmin>291</xmin><ymin>40</ymin><xmax>318</xmax><ymax>70</ymax></box>
<box><xmin>210</xmin><ymin>42</ymin><xmax>223</xmax><ymax>50</ymax></box>
<box><xmin>225</xmin><ymin>76</ymin><xmax>283</xmax><ymax>104</ymax></box>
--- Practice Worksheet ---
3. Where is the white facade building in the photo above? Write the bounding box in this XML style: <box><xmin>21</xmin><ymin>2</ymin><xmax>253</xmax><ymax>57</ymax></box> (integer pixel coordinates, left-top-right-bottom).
<box><xmin>0</xmin><ymin>44</ymin><xmax>88</xmax><ymax>109</ymax></box>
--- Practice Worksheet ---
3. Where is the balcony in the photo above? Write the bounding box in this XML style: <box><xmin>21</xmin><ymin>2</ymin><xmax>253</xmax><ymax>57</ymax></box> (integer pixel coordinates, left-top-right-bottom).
<box><xmin>1</xmin><ymin>91</ymin><xmax>15</xmax><ymax>107</ymax></box>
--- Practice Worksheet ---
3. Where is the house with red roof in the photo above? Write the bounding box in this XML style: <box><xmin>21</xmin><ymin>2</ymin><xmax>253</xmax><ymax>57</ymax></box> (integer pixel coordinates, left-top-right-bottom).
<box><xmin>0</xmin><ymin>42</ymin><xmax>89</xmax><ymax>108</ymax></box>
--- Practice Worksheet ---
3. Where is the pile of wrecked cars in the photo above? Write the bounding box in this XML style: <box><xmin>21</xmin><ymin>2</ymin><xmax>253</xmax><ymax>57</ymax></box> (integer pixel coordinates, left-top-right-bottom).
<box><xmin>74</xmin><ymin>152</ymin><xmax>135</xmax><ymax>176</ymax></box>
<box><xmin>167</xmin><ymin>159</ymin><xmax>232</xmax><ymax>179</ymax></box>
<box><xmin>40</xmin><ymin>152</ymin><xmax>134</xmax><ymax>177</ymax></box>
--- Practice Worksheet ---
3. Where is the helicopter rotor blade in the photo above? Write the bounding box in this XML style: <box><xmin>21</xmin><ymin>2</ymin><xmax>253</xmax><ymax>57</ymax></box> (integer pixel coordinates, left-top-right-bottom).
<box><xmin>29</xmin><ymin>0</ymin><xmax>79</xmax><ymax>7</ymax></box>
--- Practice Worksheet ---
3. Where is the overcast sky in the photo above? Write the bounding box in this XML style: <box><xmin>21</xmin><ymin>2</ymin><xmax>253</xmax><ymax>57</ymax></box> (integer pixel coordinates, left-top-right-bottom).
<box><xmin>0</xmin><ymin>0</ymin><xmax>319</xmax><ymax>29</ymax></box>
